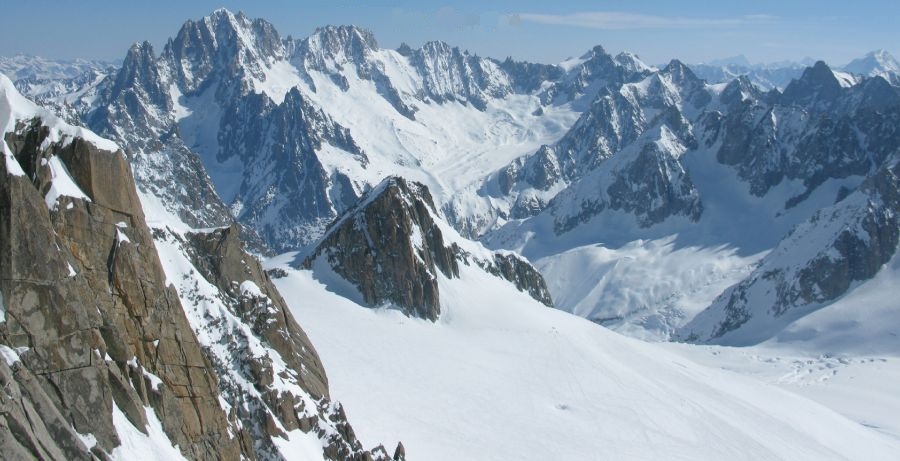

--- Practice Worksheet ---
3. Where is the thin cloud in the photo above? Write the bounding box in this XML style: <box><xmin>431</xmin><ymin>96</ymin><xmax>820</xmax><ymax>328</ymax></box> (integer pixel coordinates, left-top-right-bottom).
<box><xmin>518</xmin><ymin>11</ymin><xmax>777</xmax><ymax>30</ymax></box>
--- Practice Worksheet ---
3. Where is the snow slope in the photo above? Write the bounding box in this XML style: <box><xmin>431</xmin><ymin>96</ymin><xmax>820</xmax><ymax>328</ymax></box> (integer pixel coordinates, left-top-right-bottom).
<box><xmin>666</xmin><ymin>341</ymin><xmax>900</xmax><ymax>443</ymax></box>
<box><xmin>535</xmin><ymin>238</ymin><xmax>763</xmax><ymax>341</ymax></box>
<box><xmin>270</xmin><ymin>259</ymin><xmax>900</xmax><ymax>461</ymax></box>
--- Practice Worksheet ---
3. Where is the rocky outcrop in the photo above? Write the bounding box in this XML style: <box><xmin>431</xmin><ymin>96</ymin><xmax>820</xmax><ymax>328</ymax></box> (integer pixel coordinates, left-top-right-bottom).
<box><xmin>302</xmin><ymin>177</ymin><xmax>459</xmax><ymax>321</ymax></box>
<box><xmin>476</xmin><ymin>253</ymin><xmax>553</xmax><ymax>307</ymax></box>
<box><xmin>1</xmin><ymin>84</ymin><xmax>399</xmax><ymax>459</ymax></box>
<box><xmin>1</xmin><ymin>118</ymin><xmax>241</xmax><ymax>459</ymax></box>
<box><xmin>171</xmin><ymin>223</ymin><xmax>399</xmax><ymax>460</ymax></box>
<box><xmin>302</xmin><ymin>177</ymin><xmax>553</xmax><ymax>320</ymax></box>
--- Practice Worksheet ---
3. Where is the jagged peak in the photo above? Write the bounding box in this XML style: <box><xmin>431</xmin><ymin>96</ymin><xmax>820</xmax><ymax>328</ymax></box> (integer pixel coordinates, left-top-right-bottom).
<box><xmin>332</xmin><ymin>176</ymin><xmax>438</xmax><ymax>227</ymax></box>
<box><xmin>579</xmin><ymin>44</ymin><xmax>610</xmax><ymax>60</ymax></box>
<box><xmin>304</xmin><ymin>24</ymin><xmax>379</xmax><ymax>52</ymax></box>
<box><xmin>662</xmin><ymin>59</ymin><xmax>695</xmax><ymax>78</ymax></box>
<box><xmin>806</xmin><ymin>60</ymin><xmax>838</xmax><ymax>80</ymax></box>
<box><xmin>301</xmin><ymin>175</ymin><xmax>453</xmax><ymax>321</ymax></box>
<box><xmin>303</xmin><ymin>175</ymin><xmax>552</xmax><ymax>320</ymax></box>
<box><xmin>202</xmin><ymin>7</ymin><xmax>254</xmax><ymax>30</ymax></box>
<box><xmin>782</xmin><ymin>60</ymin><xmax>842</xmax><ymax>100</ymax></box>
<box><xmin>191</xmin><ymin>9</ymin><xmax>249</xmax><ymax>40</ymax></box>
<box><xmin>721</xmin><ymin>74</ymin><xmax>759</xmax><ymax>98</ymax></box>
<box><xmin>208</xmin><ymin>7</ymin><xmax>238</xmax><ymax>20</ymax></box>
<box><xmin>419</xmin><ymin>40</ymin><xmax>462</xmax><ymax>56</ymax></box>
<box><xmin>170</xmin><ymin>9</ymin><xmax>282</xmax><ymax>55</ymax></box>
<box><xmin>396</xmin><ymin>42</ymin><xmax>413</xmax><ymax>56</ymax></box>
<box><xmin>125</xmin><ymin>40</ymin><xmax>156</xmax><ymax>59</ymax></box>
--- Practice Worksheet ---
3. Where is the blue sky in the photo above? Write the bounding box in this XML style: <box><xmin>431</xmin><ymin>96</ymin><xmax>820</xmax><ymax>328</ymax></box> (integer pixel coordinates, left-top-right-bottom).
<box><xmin>2</xmin><ymin>1</ymin><xmax>897</xmax><ymax>66</ymax></box>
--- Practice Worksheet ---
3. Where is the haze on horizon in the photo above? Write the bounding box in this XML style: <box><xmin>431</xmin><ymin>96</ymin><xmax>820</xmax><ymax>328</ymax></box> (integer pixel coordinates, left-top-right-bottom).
<box><xmin>1</xmin><ymin>0</ymin><xmax>897</xmax><ymax>68</ymax></box>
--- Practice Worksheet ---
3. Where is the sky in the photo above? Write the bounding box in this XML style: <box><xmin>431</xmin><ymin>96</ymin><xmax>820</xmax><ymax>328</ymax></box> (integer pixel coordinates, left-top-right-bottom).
<box><xmin>1</xmin><ymin>0</ymin><xmax>898</xmax><ymax>66</ymax></box>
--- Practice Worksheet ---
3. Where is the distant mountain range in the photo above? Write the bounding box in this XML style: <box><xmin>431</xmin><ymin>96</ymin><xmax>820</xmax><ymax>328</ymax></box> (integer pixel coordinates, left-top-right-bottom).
<box><xmin>689</xmin><ymin>50</ymin><xmax>900</xmax><ymax>90</ymax></box>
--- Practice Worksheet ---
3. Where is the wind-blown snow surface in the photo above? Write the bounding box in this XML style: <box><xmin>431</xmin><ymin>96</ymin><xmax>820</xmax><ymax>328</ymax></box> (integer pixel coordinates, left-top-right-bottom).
<box><xmin>269</xmin><ymin>261</ymin><xmax>900</xmax><ymax>460</ymax></box>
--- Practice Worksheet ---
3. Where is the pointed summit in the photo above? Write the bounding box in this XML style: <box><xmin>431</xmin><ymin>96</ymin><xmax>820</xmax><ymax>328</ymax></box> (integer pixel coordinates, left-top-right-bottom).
<box><xmin>300</xmin><ymin>24</ymin><xmax>379</xmax><ymax>63</ymax></box>
<box><xmin>164</xmin><ymin>9</ymin><xmax>284</xmax><ymax>92</ymax></box>
<box><xmin>720</xmin><ymin>75</ymin><xmax>762</xmax><ymax>107</ymax></box>
<box><xmin>301</xmin><ymin>177</ymin><xmax>459</xmax><ymax>321</ymax></box>
<box><xmin>578</xmin><ymin>44</ymin><xmax>609</xmax><ymax>61</ymax></box>
<box><xmin>781</xmin><ymin>60</ymin><xmax>843</xmax><ymax>106</ymax></box>
<box><xmin>662</xmin><ymin>59</ymin><xmax>700</xmax><ymax>83</ymax></box>
<box><xmin>108</xmin><ymin>41</ymin><xmax>169</xmax><ymax>109</ymax></box>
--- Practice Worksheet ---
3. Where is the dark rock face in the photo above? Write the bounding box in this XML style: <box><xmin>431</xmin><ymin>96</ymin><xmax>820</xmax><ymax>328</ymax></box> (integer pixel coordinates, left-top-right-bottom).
<box><xmin>781</xmin><ymin>61</ymin><xmax>843</xmax><ymax>109</ymax></box>
<box><xmin>303</xmin><ymin>177</ymin><xmax>459</xmax><ymax>321</ymax></box>
<box><xmin>1</xmin><ymin>119</ymin><xmax>241</xmax><ymax>459</ymax></box>
<box><xmin>186</xmin><ymin>224</ymin><xmax>330</xmax><ymax>398</ymax></box>
<box><xmin>303</xmin><ymin>177</ymin><xmax>553</xmax><ymax>320</ymax></box>
<box><xmin>499</xmin><ymin>58</ymin><xmax>564</xmax><ymax>94</ymax></box>
<box><xmin>477</xmin><ymin>253</ymin><xmax>554</xmax><ymax>307</ymax></box>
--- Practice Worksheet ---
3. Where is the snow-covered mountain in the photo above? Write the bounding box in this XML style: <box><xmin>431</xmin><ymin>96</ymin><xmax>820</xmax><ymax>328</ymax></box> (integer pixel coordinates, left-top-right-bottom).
<box><xmin>689</xmin><ymin>58</ymin><xmax>811</xmax><ymax>91</ymax></box>
<box><xmin>679</xmin><ymin>159</ymin><xmax>900</xmax><ymax>345</ymax></box>
<box><xmin>484</xmin><ymin>59</ymin><xmax>900</xmax><ymax>341</ymax></box>
<box><xmin>843</xmin><ymin>49</ymin><xmax>900</xmax><ymax>85</ymax></box>
<box><xmin>690</xmin><ymin>50</ymin><xmax>900</xmax><ymax>91</ymax></box>
<box><xmin>30</xmin><ymin>9</ymin><xmax>650</xmax><ymax>252</ymax></box>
